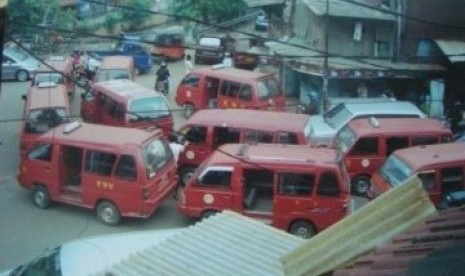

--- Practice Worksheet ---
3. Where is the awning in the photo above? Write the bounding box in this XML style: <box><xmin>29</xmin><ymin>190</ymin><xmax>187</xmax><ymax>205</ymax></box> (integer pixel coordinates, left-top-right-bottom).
<box><xmin>243</xmin><ymin>0</ymin><xmax>285</xmax><ymax>8</ymax></box>
<box><xmin>435</xmin><ymin>39</ymin><xmax>465</xmax><ymax>63</ymax></box>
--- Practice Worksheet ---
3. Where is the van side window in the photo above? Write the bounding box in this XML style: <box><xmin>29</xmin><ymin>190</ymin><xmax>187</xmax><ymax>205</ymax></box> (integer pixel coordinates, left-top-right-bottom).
<box><xmin>220</xmin><ymin>80</ymin><xmax>241</xmax><ymax>98</ymax></box>
<box><xmin>440</xmin><ymin>167</ymin><xmax>464</xmax><ymax>196</ymax></box>
<box><xmin>185</xmin><ymin>125</ymin><xmax>207</xmax><ymax>143</ymax></box>
<box><xmin>238</xmin><ymin>85</ymin><xmax>252</xmax><ymax>101</ymax></box>
<box><xmin>277</xmin><ymin>132</ymin><xmax>298</xmax><ymax>144</ymax></box>
<box><xmin>279</xmin><ymin>173</ymin><xmax>314</xmax><ymax>196</ymax></box>
<box><xmin>115</xmin><ymin>155</ymin><xmax>137</xmax><ymax>181</ymax></box>
<box><xmin>317</xmin><ymin>172</ymin><xmax>340</xmax><ymax>196</ymax></box>
<box><xmin>412</xmin><ymin>136</ymin><xmax>438</xmax><ymax>146</ymax></box>
<box><xmin>200</xmin><ymin>170</ymin><xmax>232</xmax><ymax>187</ymax></box>
<box><xmin>350</xmin><ymin>137</ymin><xmax>378</xmax><ymax>155</ymax></box>
<box><xmin>244</xmin><ymin>130</ymin><xmax>273</xmax><ymax>143</ymax></box>
<box><xmin>85</xmin><ymin>150</ymin><xmax>117</xmax><ymax>176</ymax></box>
<box><xmin>28</xmin><ymin>144</ymin><xmax>53</xmax><ymax>162</ymax></box>
<box><xmin>181</xmin><ymin>74</ymin><xmax>199</xmax><ymax>87</ymax></box>
<box><xmin>104</xmin><ymin>99</ymin><xmax>124</xmax><ymax>121</ymax></box>
<box><xmin>213</xmin><ymin>127</ymin><xmax>240</xmax><ymax>147</ymax></box>
<box><xmin>418</xmin><ymin>171</ymin><xmax>435</xmax><ymax>190</ymax></box>
<box><xmin>386</xmin><ymin>136</ymin><xmax>409</xmax><ymax>156</ymax></box>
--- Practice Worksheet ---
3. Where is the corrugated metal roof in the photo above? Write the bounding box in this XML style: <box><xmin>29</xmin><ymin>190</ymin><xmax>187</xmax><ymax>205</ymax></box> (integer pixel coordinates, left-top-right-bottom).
<box><xmin>96</xmin><ymin>211</ymin><xmax>305</xmax><ymax>276</ymax></box>
<box><xmin>333</xmin><ymin>207</ymin><xmax>465</xmax><ymax>276</ymax></box>
<box><xmin>243</xmin><ymin>0</ymin><xmax>286</xmax><ymax>8</ymax></box>
<box><xmin>280</xmin><ymin>175</ymin><xmax>437</xmax><ymax>276</ymax></box>
<box><xmin>301</xmin><ymin>0</ymin><xmax>395</xmax><ymax>20</ymax></box>
<box><xmin>435</xmin><ymin>39</ymin><xmax>465</xmax><ymax>63</ymax></box>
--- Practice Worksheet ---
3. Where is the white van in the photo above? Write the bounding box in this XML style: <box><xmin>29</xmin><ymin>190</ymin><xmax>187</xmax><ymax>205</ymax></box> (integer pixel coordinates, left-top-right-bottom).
<box><xmin>306</xmin><ymin>101</ymin><xmax>426</xmax><ymax>146</ymax></box>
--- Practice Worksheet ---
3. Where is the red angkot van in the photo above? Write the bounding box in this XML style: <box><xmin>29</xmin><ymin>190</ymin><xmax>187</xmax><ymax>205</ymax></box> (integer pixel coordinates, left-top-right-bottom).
<box><xmin>80</xmin><ymin>79</ymin><xmax>173</xmax><ymax>136</ymax></box>
<box><xmin>369</xmin><ymin>142</ymin><xmax>465</xmax><ymax>207</ymax></box>
<box><xmin>32</xmin><ymin>56</ymin><xmax>75</xmax><ymax>99</ymax></box>
<box><xmin>178</xmin><ymin>143</ymin><xmax>356</xmax><ymax>239</ymax></box>
<box><xmin>17</xmin><ymin>122</ymin><xmax>178</xmax><ymax>225</ymax></box>
<box><xmin>333</xmin><ymin>117</ymin><xmax>452</xmax><ymax>196</ymax></box>
<box><xmin>175</xmin><ymin>67</ymin><xmax>286</xmax><ymax>118</ymax></box>
<box><xmin>20</xmin><ymin>83</ymin><xmax>71</xmax><ymax>156</ymax></box>
<box><xmin>176</xmin><ymin>109</ymin><xmax>311</xmax><ymax>185</ymax></box>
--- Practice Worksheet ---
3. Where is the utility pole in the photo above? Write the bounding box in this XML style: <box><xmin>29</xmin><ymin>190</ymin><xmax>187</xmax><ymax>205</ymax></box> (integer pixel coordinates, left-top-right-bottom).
<box><xmin>322</xmin><ymin>0</ymin><xmax>330</xmax><ymax>112</ymax></box>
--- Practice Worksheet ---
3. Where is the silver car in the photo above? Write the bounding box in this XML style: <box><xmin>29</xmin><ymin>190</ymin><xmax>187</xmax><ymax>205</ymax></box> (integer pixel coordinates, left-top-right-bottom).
<box><xmin>2</xmin><ymin>47</ymin><xmax>40</xmax><ymax>81</ymax></box>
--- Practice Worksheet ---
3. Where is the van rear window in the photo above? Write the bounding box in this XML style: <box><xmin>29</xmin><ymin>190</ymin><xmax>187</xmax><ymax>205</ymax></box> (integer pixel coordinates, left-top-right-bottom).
<box><xmin>143</xmin><ymin>138</ymin><xmax>173</xmax><ymax>179</ymax></box>
<box><xmin>25</xmin><ymin>108</ymin><xmax>69</xmax><ymax>134</ymax></box>
<box><xmin>256</xmin><ymin>78</ymin><xmax>280</xmax><ymax>99</ymax></box>
<box><xmin>128</xmin><ymin>97</ymin><xmax>170</xmax><ymax>121</ymax></box>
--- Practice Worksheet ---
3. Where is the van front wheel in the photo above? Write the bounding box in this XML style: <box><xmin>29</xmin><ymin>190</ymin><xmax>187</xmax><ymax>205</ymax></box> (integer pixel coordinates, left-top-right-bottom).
<box><xmin>289</xmin><ymin>220</ymin><xmax>316</xmax><ymax>239</ymax></box>
<box><xmin>97</xmin><ymin>201</ymin><xmax>121</xmax><ymax>226</ymax></box>
<box><xmin>32</xmin><ymin>186</ymin><xmax>51</xmax><ymax>209</ymax></box>
<box><xmin>184</xmin><ymin>104</ymin><xmax>195</xmax><ymax>118</ymax></box>
<box><xmin>351</xmin><ymin>175</ymin><xmax>371</xmax><ymax>196</ymax></box>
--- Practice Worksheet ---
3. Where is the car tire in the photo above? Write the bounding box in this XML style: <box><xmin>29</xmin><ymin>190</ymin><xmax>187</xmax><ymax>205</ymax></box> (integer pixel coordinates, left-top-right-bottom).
<box><xmin>96</xmin><ymin>201</ymin><xmax>121</xmax><ymax>226</ymax></box>
<box><xmin>180</xmin><ymin>166</ymin><xmax>196</xmax><ymax>186</ymax></box>
<box><xmin>201</xmin><ymin>210</ymin><xmax>217</xmax><ymax>220</ymax></box>
<box><xmin>289</xmin><ymin>220</ymin><xmax>316</xmax><ymax>239</ymax></box>
<box><xmin>351</xmin><ymin>175</ymin><xmax>371</xmax><ymax>196</ymax></box>
<box><xmin>184</xmin><ymin>103</ymin><xmax>195</xmax><ymax>118</ymax></box>
<box><xmin>16</xmin><ymin>70</ymin><xmax>29</xmax><ymax>82</ymax></box>
<box><xmin>32</xmin><ymin>186</ymin><xmax>51</xmax><ymax>209</ymax></box>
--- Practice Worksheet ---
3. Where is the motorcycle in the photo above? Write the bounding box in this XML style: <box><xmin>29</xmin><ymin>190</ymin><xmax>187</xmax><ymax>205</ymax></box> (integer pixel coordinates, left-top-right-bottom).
<box><xmin>155</xmin><ymin>79</ymin><xmax>169</xmax><ymax>96</ymax></box>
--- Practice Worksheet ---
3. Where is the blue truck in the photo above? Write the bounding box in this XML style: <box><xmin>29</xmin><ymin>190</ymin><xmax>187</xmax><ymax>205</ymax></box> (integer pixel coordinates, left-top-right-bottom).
<box><xmin>86</xmin><ymin>36</ymin><xmax>152</xmax><ymax>74</ymax></box>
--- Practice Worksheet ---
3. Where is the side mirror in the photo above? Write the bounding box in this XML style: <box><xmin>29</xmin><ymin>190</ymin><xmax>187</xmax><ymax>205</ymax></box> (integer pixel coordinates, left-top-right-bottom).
<box><xmin>22</xmin><ymin>94</ymin><xmax>26</xmax><ymax>101</ymax></box>
<box><xmin>438</xmin><ymin>190</ymin><xmax>465</xmax><ymax>209</ymax></box>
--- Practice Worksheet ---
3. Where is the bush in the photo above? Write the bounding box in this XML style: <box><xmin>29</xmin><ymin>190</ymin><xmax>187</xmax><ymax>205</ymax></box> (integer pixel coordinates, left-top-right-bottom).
<box><xmin>104</xmin><ymin>12</ymin><xmax>122</xmax><ymax>34</ymax></box>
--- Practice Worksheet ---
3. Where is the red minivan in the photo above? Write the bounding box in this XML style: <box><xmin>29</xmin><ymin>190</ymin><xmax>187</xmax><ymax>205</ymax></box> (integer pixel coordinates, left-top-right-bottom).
<box><xmin>32</xmin><ymin>56</ymin><xmax>75</xmax><ymax>99</ymax></box>
<box><xmin>176</xmin><ymin>109</ymin><xmax>311</xmax><ymax>185</ymax></box>
<box><xmin>80</xmin><ymin>79</ymin><xmax>173</xmax><ymax>136</ymax></box>
<box><xmin>175</xmin><ymin>67</ymin><xmax>286</xmax><ymax>118</ymax></box>
<box><xmin>20</xmin><ymin>83</ymin><xmax>71</xmax><ymax>156</ymax></box>
<box><xmin>17</xmin><ymin>122</ymin><xmax>178</xmax><ymax>225</ymax></box>
<box><xmin>333</xmin><ymin>117</ymin><xmax>452</xmax><ymax>195</ymax></box>
<box><xmin>178</xmin><ymin>143</ymin><xmax>356</xmax><ymax>239</ymax></box>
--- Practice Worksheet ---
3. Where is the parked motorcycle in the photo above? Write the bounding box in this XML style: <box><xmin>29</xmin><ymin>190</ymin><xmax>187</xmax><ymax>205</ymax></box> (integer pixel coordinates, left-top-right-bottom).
<box><xmin>155</xmin><ymin>79</ymin><xmax>169</xmax><ymax>96</ymax></box>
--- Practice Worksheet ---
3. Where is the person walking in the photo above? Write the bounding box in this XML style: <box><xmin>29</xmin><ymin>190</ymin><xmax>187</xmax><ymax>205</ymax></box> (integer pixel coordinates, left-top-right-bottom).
<box><xmin>184</xmin><ymin>54</ymin><xmax>194</xmax><ymax>74</ymax></box>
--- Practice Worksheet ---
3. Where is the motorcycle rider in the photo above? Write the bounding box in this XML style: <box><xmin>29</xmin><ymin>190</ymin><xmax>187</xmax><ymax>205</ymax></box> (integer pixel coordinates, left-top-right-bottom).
<box><xmin>155</xmin><ymin>62</ymin><xmax>170</xmax><ymax>95</ymax></box>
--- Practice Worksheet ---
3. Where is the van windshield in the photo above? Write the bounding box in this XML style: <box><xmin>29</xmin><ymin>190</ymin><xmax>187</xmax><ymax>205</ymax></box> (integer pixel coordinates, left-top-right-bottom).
<box><xmin>324</xmin><ymin>104</ymin><xmax>353</xmax><ymax>129</ymax></box>
<box><xmin>128</xmin><ymin>97</ymin><xmax>170</xmax><ymax>121</ymax></box>
<box><xmin>26</xmin><ymin>108</ymin><xmax>70</xmax><ymax>134</ymax></box>
<box><xmin>378</xmin><ymin>154</ymin><xmax>413</xmax><ymax>187</ymax></box>
<box><xmin>256</xmin><ymin>78</ymin><xmax>280</xmax><ymax>100</ymax></box>
<box><xmin>97</xmin><ymin>69</ymin><xmax>130</xmax><ymax>81</ymax></box>
<box><xmin>7</xmin><ymin>47</ymin><xmax>29</xmax><ymax>61</ymax></box>
<box><xmin>142</xmin><ymin>138</ymin><xmax>173</xmax><ymax>179</ymax></box>
<box><xmin>335</xmin><ymin>125</ymin><xmax>356</xmax><ymax>153</ymax></box>
<box><xmin>34</xmin><ymin>73</ymin><xmax>64</xmax><ymax>85</ymax></box>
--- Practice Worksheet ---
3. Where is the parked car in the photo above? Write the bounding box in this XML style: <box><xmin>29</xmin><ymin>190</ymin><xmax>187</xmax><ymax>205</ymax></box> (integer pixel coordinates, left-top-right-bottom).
<box><xmin>2</xmin><ymin>46</ymin><xmax>40</xmax><ymax>81</ymax></box>
<box><xmin>0</xmin><ymin>229</ymin><xmax>181</xmax><ymax>276</ymax></box>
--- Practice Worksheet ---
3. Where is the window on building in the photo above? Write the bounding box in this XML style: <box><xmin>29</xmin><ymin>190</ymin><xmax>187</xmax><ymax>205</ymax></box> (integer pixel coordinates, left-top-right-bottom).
<box><xmin>374</xmin><ymin>41</ymin><xmax>390</xmax><ymax>57</ymax></box>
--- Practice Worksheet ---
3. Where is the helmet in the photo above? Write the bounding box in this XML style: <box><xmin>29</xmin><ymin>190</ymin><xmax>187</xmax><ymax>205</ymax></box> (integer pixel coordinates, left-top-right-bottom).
<box><xmin>161</xmin><ymin>62</ymin><xmax>167</xmax><ymax>68</ymax></box>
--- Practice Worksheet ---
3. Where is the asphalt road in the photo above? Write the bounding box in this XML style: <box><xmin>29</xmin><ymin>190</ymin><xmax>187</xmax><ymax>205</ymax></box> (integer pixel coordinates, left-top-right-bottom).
<box><xmin>0</xmin><ymin>57</ymin><xmax>198</xmax><ymax>271</ymax></box>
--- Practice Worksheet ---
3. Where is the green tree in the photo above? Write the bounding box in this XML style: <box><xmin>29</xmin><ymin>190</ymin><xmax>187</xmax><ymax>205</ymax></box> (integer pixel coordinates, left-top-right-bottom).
<box><xmin>173</xmin><ymin>0</ymin><xmax>248</xmax><ymax>23</ymax></box>
<box><xmin>119</xmin><ymin>0</ymin><xmax>151</xmax><ymax>31</ymax></box>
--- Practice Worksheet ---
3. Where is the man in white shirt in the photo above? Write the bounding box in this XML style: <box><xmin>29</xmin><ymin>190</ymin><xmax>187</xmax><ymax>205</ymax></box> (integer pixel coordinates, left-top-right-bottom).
<box><xmin>168</xmin><ymin>133</ymin><xmax>185</xmax><ymax>163</ymax></box>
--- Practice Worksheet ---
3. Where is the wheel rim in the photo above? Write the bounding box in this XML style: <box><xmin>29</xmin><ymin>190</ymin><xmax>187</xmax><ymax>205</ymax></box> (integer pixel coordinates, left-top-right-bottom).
<box><xmin>294</xmin><ymin>226</ymin><xmax>311</xmax><ymax>239</ymax></box>
<box><xmin>17</xmin><ymin>71</ymin><xmax>28</xmax><ymax>81</ymax></box>
<box><xmin>354</xmin><ymin>178</ymin><xmax>370</xmax><ymax>194</ymax></box>
<box><xmin>34</xmin><ymin>191</ymin><xmax>45</xmax><ymax>206</ymax></box>
<box><xmin>185</xmin><ymin>105</ymin><xmax>194</xmax><ymax>118</ymax></box>
<box><xmin>100</xmin><ymin>205</ymin><xmax>116</xmax><ymax>224</ymax></box>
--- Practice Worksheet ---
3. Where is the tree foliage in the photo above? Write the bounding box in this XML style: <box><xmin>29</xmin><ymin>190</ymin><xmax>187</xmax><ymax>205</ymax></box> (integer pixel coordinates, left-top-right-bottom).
<box><xmin>172</xmin><ymin>0</ymin><xmax>248</xmax><ymax>23</ymax></box>
<box><xmin>118</xmin><ymin>0</ymin><xmax>151</xmax><ymax>31</ymax></box>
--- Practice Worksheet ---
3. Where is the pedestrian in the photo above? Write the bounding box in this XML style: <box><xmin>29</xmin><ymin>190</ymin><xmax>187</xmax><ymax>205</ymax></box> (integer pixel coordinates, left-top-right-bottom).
<box><xmin>155</xmin><ymin>62</ymin><xmax>170</xmax><ymax>94</ymax></box>
<box><xmin>168</xmin><ymin>133</ymin><xmax>185</xmax><ymax>163</ymax></box>
<box><xmin>222</xmin><ymin>52</ymin><xmax>233</xmax><ymax>68</ymax></box>
<box><xmin>184</xmin><ymin>54</ymin><xmax>194</xmax><ymax>74</ymax></box>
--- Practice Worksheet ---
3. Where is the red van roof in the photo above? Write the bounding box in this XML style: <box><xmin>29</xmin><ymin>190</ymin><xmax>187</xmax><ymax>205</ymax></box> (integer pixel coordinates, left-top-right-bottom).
<box><xmin>92</xmin><ymin>79</ymin><xmax>163</xmax><ymax>102</ymax></box>
<box><xmin>100</xmin><ymin>56</ymin><xmax>133</xmax><ymax>69</ymax></box>
<box><xmin>209</xmin><ymin>143</ymin><xmax>339</xmax><ymax>166</ymax></box>
<box><xmin>38</xmin><ymin>57</ymin><xmax>73</xmax><ymax>73</ymax></box>
<box><xmin>40</xmin><ymin>122</ymin><xmax>161</xmax><ymax>148</ymax></box>
<box><xmin>191</xmin><ymin>67</ymin><xmax>274</xmax><ymax>81</ymax></box>
<box><xmin>183</xmin><ymin>109</ymin><xmax>309</xmax><ymax>133</ymax></box>
<box><xmin>347</xmin><ymin>117</ymin><xmax>451</xmax><ymax>136</ymax></box>
<box><xmin>27</xmin><ymin>84</ymin><xmax>69</xmax><ymax>110</ymax></box>
<box><xmin>394</xmin><ymin>142</ymin><xmax>465</xmax><ymax>171</ymax></box>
